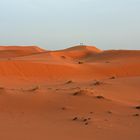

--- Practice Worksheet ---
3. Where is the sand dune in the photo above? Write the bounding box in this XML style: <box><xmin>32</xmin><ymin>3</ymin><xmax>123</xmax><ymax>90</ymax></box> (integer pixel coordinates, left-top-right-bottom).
<box><xmin>0</xmin><ymin>45</ymin><xmax>45</xmax><ymax>52</ymax></box>
<box><xmin>0</xmin><ymin>45</ymin><xmax>140</xmax><ymax>85</ymax></box>
<box><xmin>0</xmin><ymin>45</ymin><xmax>140</xmax><ymax>140</ymax></box>
<box><xmin>0</xmin><ymin>46</ymin><xmax>46</xmax><ymax>58</ymax></box>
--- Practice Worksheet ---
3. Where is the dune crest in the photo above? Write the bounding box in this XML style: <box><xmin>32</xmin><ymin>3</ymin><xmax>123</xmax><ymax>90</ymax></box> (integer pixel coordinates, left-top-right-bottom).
<box><xmin>0</xmin><ymin>45</ymin><xmax>139</xmax><ymax>86</ymax></box>
<box><xmin>0</xmin><ymin>45</ymin><xmax>45</xmax><ymax>52</ymax></box>
<box><xmin>64</xmin><ymin>45</ymin><xmax>102</xmax><ymax>53</ymax></box>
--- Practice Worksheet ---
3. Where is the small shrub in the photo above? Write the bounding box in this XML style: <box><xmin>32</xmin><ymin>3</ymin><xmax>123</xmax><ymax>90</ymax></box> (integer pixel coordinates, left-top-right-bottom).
<box><xmin>135</xmin><ymin>106</ymin><xmax>140</xmax><ymax>110</ymax></box>
<box><xmin>73</xmin><ymin>90</ymin><xmax>84</xmax><ymax>96</ymax></box>
<box><xmin>107</xmin><ymin>111</ymin><xmax>112</xmax><ymax>114</ymax></box>
<box><xmin>85</xmin><ymin>122</ymin><xmax>88</xmax><ymax>125</ymax></box>
<box><xmin>73</xmin><ymin>117</ymin><xmax>78</xmax><ymax>121</ymax></box>
<box><xmin>61</xmin><ymin>107</ymin><xmax>66</xmax><ymax>110</ymax></box>
<box><xmin>94</xmin><ymin>81</ymin><xmax>102</xmax><ymax>86</ymax></box>
<box><xmin>27</xmin><ymin>86</ymin><xmax>39</xmax><ymax>92</ymax></box>
<box><xmin>96</xmin><ymin>95</ymin><xmax>105</xmax><ymax>99</ymax></box>
<box><xmin>78</xmin><ymin>61</ymin><xmax>83</xmax><ymax>64</ymax></box>
<box><xmin>66</xmin><ymin>80</ymin><xmax>73</xmax><ymax>84</ymax></box>
<box><xmin>110</xmin><ymin>76</ymin><xmax>116</xmax><ymax>79</ymax></box>
<box><xmin>0</xmin><ymin>87</ymin><xmax>4</xmax><ymax>90</ymax></box>
<box><xmin>61</xmin><ymin>56</ymin><xmax>66</xmax><ymax>59</ymax></box>
<box><xmin>105</xmin><ymin>61</ymin><xmax>110</xmax><ymax>63</ymax></box>
<box><xmin>133</xmin><ymin>114</ymin><xmax>139</xmax><ymax>116</ymax></box>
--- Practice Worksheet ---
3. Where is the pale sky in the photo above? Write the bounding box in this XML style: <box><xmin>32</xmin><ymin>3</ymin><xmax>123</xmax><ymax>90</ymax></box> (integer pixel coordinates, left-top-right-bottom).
<box><xmin>0</xmin><ymin>0</ymin><xmax>140</xmax><ymax>50</ymax></box>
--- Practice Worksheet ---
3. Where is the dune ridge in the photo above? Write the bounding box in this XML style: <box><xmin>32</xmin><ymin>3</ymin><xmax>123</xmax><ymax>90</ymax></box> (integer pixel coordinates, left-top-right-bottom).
<box><xmin>0</xmin><ymin>45</ymin><xmax>139</xmax><ymax>84</ymax></box>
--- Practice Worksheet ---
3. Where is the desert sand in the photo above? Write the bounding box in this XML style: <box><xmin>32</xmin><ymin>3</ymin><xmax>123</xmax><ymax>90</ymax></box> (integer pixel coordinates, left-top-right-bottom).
<box><xmin>0</xmin><ymin>45</ymin><xmax>140</xmax><ymax>140</ymax></box>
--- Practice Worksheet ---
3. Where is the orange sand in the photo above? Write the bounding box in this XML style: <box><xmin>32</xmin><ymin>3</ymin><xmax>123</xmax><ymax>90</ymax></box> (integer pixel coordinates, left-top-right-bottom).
<box><xmin>0</xmin><ymin>45</ymin><xmax>140</xmax><ymax>140</ymax></box>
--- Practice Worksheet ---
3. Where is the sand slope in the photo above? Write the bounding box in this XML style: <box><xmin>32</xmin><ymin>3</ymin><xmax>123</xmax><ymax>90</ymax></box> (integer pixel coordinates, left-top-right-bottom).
<box><xmin>0</xmin><ymin>45</ymin><xmax>140</xmax><ymax>85</ymax></box>
<box><xmin>0</xmin><ymin>45</ymin><xmax>140</xmax><ymax>140</ymax></box>
<box><xmin>0</xmin><ymin>46</ymin><xmax>46</xmax><ymax>58</ymax></box>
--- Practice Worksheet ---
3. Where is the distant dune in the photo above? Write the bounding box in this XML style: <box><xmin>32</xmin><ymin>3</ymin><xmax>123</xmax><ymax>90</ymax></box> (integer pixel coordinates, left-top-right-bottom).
<box><xmin>0</xmin><ymin>45</ymin><xmax>140</xmax><ymax>140</ymax></box>
<box><xmin>0</xmin><ymin>46</ymin><xmax>46</xmax><ymax>58</ymax></box>
<box><xmin>0</xmin><ymin>45</ymin><xmax>140</xmax><ymax>85</ymax></box>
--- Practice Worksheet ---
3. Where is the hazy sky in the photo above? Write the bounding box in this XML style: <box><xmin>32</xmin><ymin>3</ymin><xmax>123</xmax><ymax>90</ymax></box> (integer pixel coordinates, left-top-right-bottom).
<box><xmin>0</xmin><ymin>0</ymin><xmax>140</xmax><ymax>50</ymax></box>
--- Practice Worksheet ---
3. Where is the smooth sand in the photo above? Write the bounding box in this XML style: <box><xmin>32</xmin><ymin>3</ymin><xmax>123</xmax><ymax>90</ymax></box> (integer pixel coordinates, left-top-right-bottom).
<box><xmin>0</xmin><ymin>45</ymin><xmax>140</xmax><ymax>140</ymax></box>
